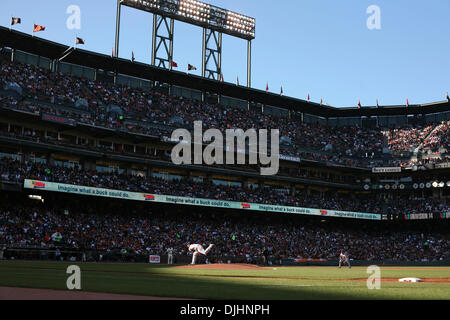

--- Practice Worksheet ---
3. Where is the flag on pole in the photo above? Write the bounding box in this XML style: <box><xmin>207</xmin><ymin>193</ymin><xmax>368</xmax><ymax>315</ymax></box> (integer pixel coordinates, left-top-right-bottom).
<box><xmin>280</xmin><ymin>86</ymin><xmax>283</xmax><ymax>96</ymax></box>
<box><xmin>320</xmin><ymin>97</ymin><xmax>323</xmax><ymax>105</ymax></box>
<box><xmin>307</xmin><ymin>93</ymin><xmax>310</xmax><ymax>102</ymax></box>
<box><xmin>236</xmin><ymin>76</ymin><xmax>239</xmax><ymax>86</ymax></box>
<box><xmin>11</xmin><ymin>17</ymin><xmax>21</xmax><ymax>26</ymax></box>
<box><xmin>376</xmin><ymin>99</ymin><xmax>379</xmax><ymax>108</ymax></box>
<box><xmin>446</xmin><ymin>92</ymin><xmax>449</xmax><ymax>102</ymax></box>
<box><xmin>111</xmin><ymin>48</ymin><xmax>114</xmax><ymax>57</ymax></box>
<box><xmin>265</xmin><ymin>82</ymin><xmax>269</xmax><ymax>92</ymax></box>
<box><xmin>358</xmin><ymin>100</ymin><xmax>362</xmax><ymax>108</ymax></box>
<box><xmin>33</xmin><ymin>24</ymin><xmax>45</xmax><ymax>32</ymax></box>
<box><xmin>406</xmin><ymin>98</ymin><xmax>409</xmax><ymax>107</ymax></box>
<box><xmin>188</xmin><ymin>64</ymin><xmax>197</xmax><ymax>71</ymax></box>
<box><xmin>75</xmin><ymin>37</ymin><xmax>85</xmax><ymax>45</ymax></box>
<box><xmin>170</xmin><ymin>60</ymin><xmax>178</xmax><ymax>68</ymax></box>
<box><xmin>131</xmin><ymin>51</ymin><xmax>135</xmax><ymax>62</ymax></box>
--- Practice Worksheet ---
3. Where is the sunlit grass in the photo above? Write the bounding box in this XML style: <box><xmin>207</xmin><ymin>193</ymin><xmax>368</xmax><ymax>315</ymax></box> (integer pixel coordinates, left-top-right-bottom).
<box><xmin>0</xmin><ymin>261</ymin><xmax>448</xmax><ymax>300</ymax></box>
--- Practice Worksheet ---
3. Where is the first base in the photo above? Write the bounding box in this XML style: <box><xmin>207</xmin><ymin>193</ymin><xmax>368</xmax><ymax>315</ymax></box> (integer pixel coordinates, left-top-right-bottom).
<box><xmin>399</xmin><ymin>278</ymin><xmax>423</xmax><ymax>283</ymax></box>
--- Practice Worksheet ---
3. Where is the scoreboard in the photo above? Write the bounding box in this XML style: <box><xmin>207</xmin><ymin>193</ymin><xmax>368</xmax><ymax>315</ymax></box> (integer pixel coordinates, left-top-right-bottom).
<box><xmin>404</xmin><ymin>213</ymin><xmax>433</xmax><ymax>220</ymax></box>
<box><xmin>382</xmin><ymin>212</ymin><xmax>449</xmax><ymax>221</ymax></box>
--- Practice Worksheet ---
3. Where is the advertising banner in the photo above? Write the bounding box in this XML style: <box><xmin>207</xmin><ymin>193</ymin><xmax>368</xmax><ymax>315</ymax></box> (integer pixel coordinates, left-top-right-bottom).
<box><xmin>149</xmin><ymin>255</ymin><xmax>161</xmax><ymax>264</ymax></box>
<box><xmin>24</xmin><ymin>179</ymin><xmax>381</xmax><ymax>220</ymax></box>
<box><xmin>42</xmin><ymin>113</ymin><xmax>77</xmax><ymax>127</ymax></box>
<box><xmin>435</xmin><ymin>163</ymin><xmax>450</xmax><ymax>169</ymax></box>
<box><xmin>372</xmin><ymin>167</ymin><xmax>402</xmax><ymax>173</ymax></box>
<box><xmin>279</xmin><ymin>154</ymin><xmax>301</xmax><ymax>163</ymax></box>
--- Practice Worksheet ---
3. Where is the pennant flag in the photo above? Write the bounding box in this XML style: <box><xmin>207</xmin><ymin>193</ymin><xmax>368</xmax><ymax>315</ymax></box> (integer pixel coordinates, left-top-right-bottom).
<box><xmin>187</xmin><ymin>64</ymin><xmax>197</xmax><ymax>71</ymax></box>
<box><xmin>376</xmin><ymin>99</ymin><xmax>379</xmax><ymax>108</ymax></box>
<box><xmin>33</xmin><ymin>24</ymin><xmax>45</xmax><ymax>32</ymax></box>
<box><xmin>446</xmin><ymin>92</ymin><xmax>449</xmax><ymax>102</ymax></box>
<box><xmin>11</xmin><ymin>17</ymin><xmax>21</xmax><ymax>26</ymax></box>
<box><xmin>320</xmin><ymin>97</ymin><xmax>323</xmax><ymax>105</ymax></box>
<box><xmin>358</xmin><ymin>100</ymin><xmax>362</xmax><ymax>108</ymax></box>
<box><xmin>236</xmin><ymin>76</ymin><xmax>239</xmax><ymax>86</ymax></box>
<box><xmin>170</xmin><ymin>60</ymin><xmax>178</xmax><ymax>68</ymax></box>
<box><xmin>111</xmin><ymin>48</ymin><xmax>114</xmax><ymax>57</ymax></box>
<box><xmin>265</xmin><ymin>82</ymin><xmax>269</xmax><ymax>92</ymax></box>
<box><xmin>131</xmin><ymin>51</ymin><xmax>135</xmax><ymax>62</ymax></box>
<box><xmin>75</xmin><ymin>37</ymin><xmax>85</xmax><ymax>45</ymax></box>
<box><xmin>406</xmin><ymin>98</ymin><xmax>409</xmax><ymax>106</ymax></box>
<box><xmin>307</xmin><ymin>93</ymin><xmax>310</xmax><ymax>102</ymax></box>
<box><xmin>280</xmin><ymin>86</ymin><xmax>284</xmax><ymax>96</ymax></box>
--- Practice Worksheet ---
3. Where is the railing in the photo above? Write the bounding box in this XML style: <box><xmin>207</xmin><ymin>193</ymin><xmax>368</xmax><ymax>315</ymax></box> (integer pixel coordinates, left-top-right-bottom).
<box><xmin>0</xmin><ymin>247</ymin><xmax>268</xmax><ymax>265</ymax></box>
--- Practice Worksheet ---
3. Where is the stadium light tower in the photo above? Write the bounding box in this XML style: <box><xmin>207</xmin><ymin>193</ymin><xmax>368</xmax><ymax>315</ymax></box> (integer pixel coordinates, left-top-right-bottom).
<box><xmin>115</xmin><ymin>0</ymin><xmax>255</xmax><ymax>86</ymax></box>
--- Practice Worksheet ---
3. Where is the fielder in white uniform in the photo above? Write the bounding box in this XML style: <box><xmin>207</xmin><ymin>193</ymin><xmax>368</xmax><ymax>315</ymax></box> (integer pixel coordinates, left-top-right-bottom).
<box><xmin>167</xmin><ymin>248</ymin><xmax>174</xmax><ymax>265</ymax></box>
<box><xmin>188</xmin><ymin>243</ymin><xmax>215</xmax><ymax>265</ymax></box>
<box><xmin>339</xmin><ymin>251</ymin><xmax>351</xmax><ymax>269</ymax></box>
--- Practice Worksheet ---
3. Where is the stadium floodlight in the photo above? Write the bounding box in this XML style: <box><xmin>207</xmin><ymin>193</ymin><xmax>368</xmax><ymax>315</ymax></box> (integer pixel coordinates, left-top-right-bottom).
<box><xmin>439</xmin><ymin>182</ymin><xmax>445</xmax><ymax>188</ymax></box>
<box><xmin>432</xmin><ymin>181</ymin><xmax>439</xmax><ymax>188</ymax></box>
<box><xmin>447</xmin><ymin>181</ymin><xmax>450</xmax><ymax>187</ymax></box>
<box><xmin>120</xmin><ymin>0</ymin><xmax>256</xmax><ymax>40</ymax></box>
<box><xmin>116</xmin><ymin>0</ymin><xmax>255</xmax><ymax>87</ymax></box>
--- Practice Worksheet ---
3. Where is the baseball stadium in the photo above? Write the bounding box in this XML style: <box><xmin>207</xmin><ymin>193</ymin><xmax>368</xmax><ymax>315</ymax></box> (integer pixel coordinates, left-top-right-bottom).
<box><xmin>0</xmin><ymin>0</ymin><xmax>449</xmax><ymax>301</ymax></box>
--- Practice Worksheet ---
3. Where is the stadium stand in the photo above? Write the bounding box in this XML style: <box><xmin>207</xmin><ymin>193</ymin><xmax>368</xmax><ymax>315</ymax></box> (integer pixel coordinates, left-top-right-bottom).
<box><xmin>0</xmin><ymin>30</ymin><xmax>448</xmax><ymax>265</ymax></box>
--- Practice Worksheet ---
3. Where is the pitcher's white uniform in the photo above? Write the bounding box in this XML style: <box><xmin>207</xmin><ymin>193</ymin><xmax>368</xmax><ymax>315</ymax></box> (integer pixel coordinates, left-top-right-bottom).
<box><xmin>339</xmin><ymin>252</ymin><xmax>351</xmax><ymax>268</ymax></box>
<box><xmin>189</xmin><ymin>244</ymin><xmax>214</xmax><ymax>265</ymax></box>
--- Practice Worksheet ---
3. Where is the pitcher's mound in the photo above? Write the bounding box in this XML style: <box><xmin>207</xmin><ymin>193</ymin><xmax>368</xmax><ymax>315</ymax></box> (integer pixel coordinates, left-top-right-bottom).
<box><xmin>175</xmin><ymin>264</ymin><xmax>262</xmax><ymax>270</ymax></box>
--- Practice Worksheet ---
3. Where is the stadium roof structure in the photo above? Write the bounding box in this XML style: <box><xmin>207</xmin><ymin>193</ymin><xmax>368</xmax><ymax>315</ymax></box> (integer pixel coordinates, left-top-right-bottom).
<box><xmin>1</xmin><ymin>26</ymin><xmax>449</xmax><ymax>118</ymax></box>
<box><xmin>119</xmin><ymin>0</ymin><xmax>256</xmax><ymax>41</ymax></box>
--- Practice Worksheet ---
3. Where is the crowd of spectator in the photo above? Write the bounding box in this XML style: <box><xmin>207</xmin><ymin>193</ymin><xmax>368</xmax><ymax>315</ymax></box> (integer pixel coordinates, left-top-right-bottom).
<box><xmin>1</xmin><ymin>60</ymin><xmax>449</xmax><ymax>169</ymax></box>
<box><xmin>0</xmin><ymin>199</ymin><xmax>448</xmax><ymax>262</ymax></box>
<box><xmin>0</xmin><ymin>158</ymin><xmax>448</xmax><ymax>216</ymax></box>
<box><xmin>383</xmin><ymin>125</ymin><xmax>435</xmax><ymax>152</ymax></box>
<box><xmin>422</xmin><ymin>121</ymin><xmax>450</xmax><ymax>152</ymax></box>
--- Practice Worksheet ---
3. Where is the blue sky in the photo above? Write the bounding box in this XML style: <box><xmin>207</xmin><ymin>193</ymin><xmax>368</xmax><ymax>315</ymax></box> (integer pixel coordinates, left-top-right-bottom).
<box><xmin>1</xmin><ymin>0</ymin><xmax>449</xmax><ymax>107</ymax></box>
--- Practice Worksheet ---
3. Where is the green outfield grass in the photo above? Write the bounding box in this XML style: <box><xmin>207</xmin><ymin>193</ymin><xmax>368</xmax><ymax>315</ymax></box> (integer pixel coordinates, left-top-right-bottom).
<box><xmin>0</xmin><ymin>261</ymin><xmax>449</xmax><ymax>300</ymax></box>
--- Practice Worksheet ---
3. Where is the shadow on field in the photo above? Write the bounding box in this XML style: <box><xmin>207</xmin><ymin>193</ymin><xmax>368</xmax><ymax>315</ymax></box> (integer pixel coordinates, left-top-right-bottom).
<box><xmin>3</xmin><ymin>261</ymin><xmax>442</xmax><ymax>300</ymax></box>
<box><xmin>0</xmin><ymin>261</ymin><xmax>379</xmax><ymax>300</ymax></box>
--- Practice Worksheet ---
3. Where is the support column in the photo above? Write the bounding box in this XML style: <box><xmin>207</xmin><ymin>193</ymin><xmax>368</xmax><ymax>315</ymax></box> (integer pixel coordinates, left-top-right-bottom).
<box><xmin>113</xmin><ymin>0</ymin><xmax>120</xmax><ymax>85</ymax></box>
<box><xmin>114</xmin><ymin>0</ymin><xmax>121</xmax><ymax>58</ymax></box>
<box><xmin>151</xmin><ymin>14</ymin><xmax>174</xmax><ymax>69</ymax></box>
<box><xmin>247</xmin><ymin>40</ymin><xmax>252</xmax><ymax>88</ymax></box>
<box><xmin>202</xmin><ymin>28</ymin><xmax>222</xmax><ymax>81</ymax></box>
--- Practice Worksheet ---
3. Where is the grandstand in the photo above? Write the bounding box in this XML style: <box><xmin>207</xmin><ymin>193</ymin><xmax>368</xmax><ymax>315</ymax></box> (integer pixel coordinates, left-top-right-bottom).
<box><xmin>0</xmin><ymin>25</ymin><xmax>449</xmax><ymax>268</ymax></box>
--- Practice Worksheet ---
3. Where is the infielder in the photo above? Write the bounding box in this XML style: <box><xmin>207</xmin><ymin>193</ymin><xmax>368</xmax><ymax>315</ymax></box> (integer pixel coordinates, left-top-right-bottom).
<box><xmin>339</xmin><ymin>251</ymin><xmax>351</xmax><ymax>269</ymax></box>
<box><xmin>187</xmin><ymin>243</ymin><xmax>215</xmax><ymax>265</ymax></box>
